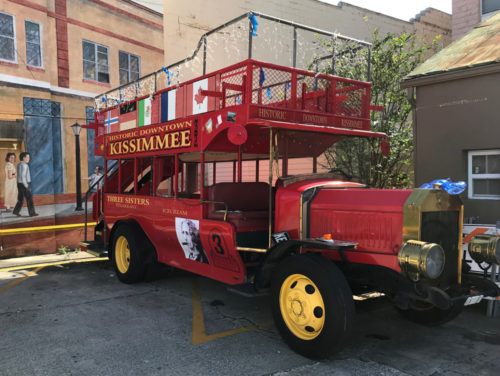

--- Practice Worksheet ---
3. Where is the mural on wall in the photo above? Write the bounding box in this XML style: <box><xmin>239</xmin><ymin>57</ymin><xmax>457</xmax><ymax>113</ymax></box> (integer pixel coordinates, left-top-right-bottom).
<box><xmin>0</xmin><ymin>98</ymin><xmax>97</xmax><ymax>257</ymax></box>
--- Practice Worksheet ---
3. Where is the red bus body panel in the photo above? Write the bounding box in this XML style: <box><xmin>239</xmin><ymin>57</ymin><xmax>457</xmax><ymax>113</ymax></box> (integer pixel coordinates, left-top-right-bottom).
<box><xmin>104</xmin><ymin>194</ymin><xmax>245</xmax><ymax>285</ymax></box>
<box><xmin>275</xmin><ymin>181</ymin><xmax>412</xmax><ymax>273</ymax></box>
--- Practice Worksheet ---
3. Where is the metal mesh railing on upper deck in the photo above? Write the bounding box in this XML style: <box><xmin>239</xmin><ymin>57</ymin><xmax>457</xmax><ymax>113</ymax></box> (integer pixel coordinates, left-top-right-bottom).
<box><xmin>245</xmin><ymin>62</ymin><xmax>369</xmax><ymax>118</ymax></box>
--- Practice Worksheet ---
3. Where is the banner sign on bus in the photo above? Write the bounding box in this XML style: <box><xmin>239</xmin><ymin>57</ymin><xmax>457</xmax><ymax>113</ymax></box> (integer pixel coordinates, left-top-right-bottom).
<box><xmin>106</xmin><ymin>119</ymin><xmax>193</xmax><ymax>157</ymax></box>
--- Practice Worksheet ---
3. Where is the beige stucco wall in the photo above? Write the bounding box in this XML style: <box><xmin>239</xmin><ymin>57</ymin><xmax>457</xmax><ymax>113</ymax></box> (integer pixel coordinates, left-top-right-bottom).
<box><xmin>67</xmin><ymin>0</ymin><xmax>164</xmax><ymax>92</ymax></box>
<box><xmin>0</xmin><ymin>0</ymin><xmax>163</xmax><ymax>203</ymax></box>
<box><xmin>0</xmin><ymin>1</ymin><xmax>54</xmax><ymax>84</ymax></box>
<box><xmin>163</xmin><ymin>0</ymin><xmax>451</xmax><ymax>68</ymax></box>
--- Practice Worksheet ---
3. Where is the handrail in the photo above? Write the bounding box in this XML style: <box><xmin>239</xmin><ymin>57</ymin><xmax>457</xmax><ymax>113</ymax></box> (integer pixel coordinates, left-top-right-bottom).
<box><xmin>83</xmin><ymin>160</ymin><xmax>119</xmax><ymax>242</ymax></box>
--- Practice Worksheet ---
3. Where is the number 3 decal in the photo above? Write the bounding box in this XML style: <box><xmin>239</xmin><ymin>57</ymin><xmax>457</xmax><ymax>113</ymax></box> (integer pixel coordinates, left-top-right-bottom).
<box><xmin>211</xmin><ymin>233</ymin><xmax>225</xmax><ymax>255</ymax></box>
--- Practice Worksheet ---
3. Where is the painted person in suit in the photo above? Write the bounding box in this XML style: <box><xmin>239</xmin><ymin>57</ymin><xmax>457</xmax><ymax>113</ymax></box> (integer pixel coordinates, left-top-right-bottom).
<box><xmin>13</xmin><ymin>152</ymin><xmax>38</xmax><ymax>217</ymax></box>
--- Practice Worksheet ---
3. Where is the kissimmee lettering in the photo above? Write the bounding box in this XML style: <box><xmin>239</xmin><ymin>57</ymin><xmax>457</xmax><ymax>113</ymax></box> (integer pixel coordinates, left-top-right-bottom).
<box><xmin>107</xmin><ymin>120</ymin><xmax>192</xmax><ymax>156</ymax></box>
<box><xmin>109</xmin><ymin>130</ymin><xmax>190</xmax><ymax>156</ymax></box>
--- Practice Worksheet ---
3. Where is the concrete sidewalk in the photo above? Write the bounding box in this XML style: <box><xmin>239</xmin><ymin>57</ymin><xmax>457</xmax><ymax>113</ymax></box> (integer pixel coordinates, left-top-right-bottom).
<box><xmin>0</xmin><ymin>202</ymin><xmax>93</xmax><ymax>227</ymax></box>
<box><xmin>0</xmin><ymin>251</ymin><xmax>104</xmax><ymax>271</ymax></box>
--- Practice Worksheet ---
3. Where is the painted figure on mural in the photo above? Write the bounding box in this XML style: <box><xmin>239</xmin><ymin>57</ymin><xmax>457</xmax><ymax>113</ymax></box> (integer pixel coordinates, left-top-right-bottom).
<box><xmin>175</xmin><ymin>218</ymin><xmax>209</xmax><ymax>264</ymax></box>
<box><xmin>83</xmin><ymin>166</ymin><xmax>103</xmax><ymax>193</ymax></box>
<box><xmin>4</xmin><ymin>153</ymin><xmax>18</xmax><ymax>211</ymax></box>
<box><xmin>13</xmin><ymin>152</ymin><xmax>38</xmax><ymax>217</ymax></box>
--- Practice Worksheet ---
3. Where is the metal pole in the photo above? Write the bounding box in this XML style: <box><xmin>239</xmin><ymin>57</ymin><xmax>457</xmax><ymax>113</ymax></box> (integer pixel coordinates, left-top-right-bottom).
<box><xmin>292</xmin><ymin>26</ymin><xmax>297</xmax><ymax>68</ymax></box>
<box><xmin>367</xmin><ymin>46</ymin><xmax>371</xmax><ymax>82</ymax></box>
<box><xmin>75</xmin><ymin>134</ymin><xmax>83</xmax><ymax>211</ymax></box>
<box><xmin>331</xmin><ymin>37</ymin><xmax>336</xmax><ymax>76</ymax></box>
<box><xmin>248</xmin><ymin>16</ymin><xmax>253</xmax><ymax>59</ymax></box>
<box><xmin>268</xmin><ymin>128</ymin><xmax>273</xmax><ymax>248</ymax></box>
<box><xmin>203</xmin><ymin>36</ymin><xmax>207</xmax><ymax>75</ymax></box>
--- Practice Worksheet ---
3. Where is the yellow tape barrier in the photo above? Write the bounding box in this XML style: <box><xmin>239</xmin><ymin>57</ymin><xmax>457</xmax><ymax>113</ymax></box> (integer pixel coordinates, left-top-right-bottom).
<box><xmin>0</xmin><ymin>222</ymin><xmax>97</xmax><ymax>236</ymax></box>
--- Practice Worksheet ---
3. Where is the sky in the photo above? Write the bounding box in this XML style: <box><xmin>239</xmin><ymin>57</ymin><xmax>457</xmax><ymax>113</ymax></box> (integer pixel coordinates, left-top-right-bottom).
<box><xmin>326</xmin><ymin>0</ymin><xmax>452</xmax><ymax>21</ymax></box>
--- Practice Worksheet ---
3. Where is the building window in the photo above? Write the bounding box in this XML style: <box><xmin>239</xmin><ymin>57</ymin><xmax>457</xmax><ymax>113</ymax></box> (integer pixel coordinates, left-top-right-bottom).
<box><xmin>468</xmin><ymin>150</ymin><xmax>500</xmax><ymax>200</ymax></box>
<box><xmin>82</xmin><ymin>40</ymin><xmax>109</xmax><ymax>83</ymax></box>
<box><xmin>0</xmin><ymin>12</ymin><xmax>16</xmax><ymax>63</ymax></box>
<box><xmin>119</xmin><ymin>51</ymin><xmax>140</xmax><ymax>85</ymax></box>
<box><xmin>482</xmin><ymin>0</ymin><xmax>500</xmax><ymax>18</ymax></box>
<box><xmin>25</xmin><ymin>21</ymin><xmax>42</xmax><ymax>67</ymax></box>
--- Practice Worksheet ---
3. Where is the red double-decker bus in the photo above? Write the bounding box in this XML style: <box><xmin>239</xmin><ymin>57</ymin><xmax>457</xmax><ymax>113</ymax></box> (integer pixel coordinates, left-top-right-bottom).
<box><xmin>82</xmin><ymin>59</ymin><xmax>499</xmax><ymax>359</ymax></box>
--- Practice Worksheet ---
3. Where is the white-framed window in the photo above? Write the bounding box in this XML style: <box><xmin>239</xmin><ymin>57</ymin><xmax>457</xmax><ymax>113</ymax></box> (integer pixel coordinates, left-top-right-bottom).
<box><xmin>0</xmin><ymin>12</ymin><xmax>16</xmax><ymax>63</ymax></box>
<box><xmin>482</xmin><ymin>0</ymin><xmax>500</xmax><ymax>20</ymax></box>
<box><xmin>82</xmin><ymin>40</ymin><xmax>109</xmax><ymax>83</ymax></box>
<box><xmin>468</xmin><ymin>149</ymin><xmax>500</xmax><ymax>200</ymax></box>
<box><xmin>25</xmin><ymin>20</ymin><xmax>42</xmax><ymax>67</ymax></box>
<box><xmin>119</xmin><ymin>51</ymin><xmax>140</xmax><ymax>85</ymax></box>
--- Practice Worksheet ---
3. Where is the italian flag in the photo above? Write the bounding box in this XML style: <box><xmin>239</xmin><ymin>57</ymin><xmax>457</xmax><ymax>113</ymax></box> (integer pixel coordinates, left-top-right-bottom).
<box><xmin>138</xmin><ymin>97</ymin><xmax>152</xmax><ymax>127</ymax></box>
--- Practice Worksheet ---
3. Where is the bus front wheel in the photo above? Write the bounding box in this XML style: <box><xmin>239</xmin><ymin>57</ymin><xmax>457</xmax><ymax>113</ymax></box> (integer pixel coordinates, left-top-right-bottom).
<box><xmin>111</xmin><ymin>224</ymin><xmax>147</xmax><ymax>284</ymax></box>
<box><xmin>271</xmin><ymin>254</ymin><xmax>354</xmax><ymax>359</ymax></box>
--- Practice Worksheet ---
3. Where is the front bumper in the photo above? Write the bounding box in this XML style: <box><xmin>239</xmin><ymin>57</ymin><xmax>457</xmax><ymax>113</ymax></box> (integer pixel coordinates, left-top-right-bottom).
<box><xmin>396</xmin><ymin>273</ymin><xmax>500</xmax><ymax>310</ymax></box>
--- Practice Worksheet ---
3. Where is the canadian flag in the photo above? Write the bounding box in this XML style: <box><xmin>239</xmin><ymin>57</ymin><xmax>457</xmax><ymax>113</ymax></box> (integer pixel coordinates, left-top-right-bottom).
<box><xmin>160</xmin><ymin>77</ymin><xmax>217</xmax><ymax>123</ymax></box>
<box><xmin>187</xmin><ymin>77</ymin><xmax>216</xmax><ymax>116</ymax></box>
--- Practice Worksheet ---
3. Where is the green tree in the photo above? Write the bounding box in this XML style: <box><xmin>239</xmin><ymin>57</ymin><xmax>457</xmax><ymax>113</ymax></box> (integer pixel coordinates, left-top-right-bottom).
<box><xmin>318</xmin><ymin>31</ymin><xmax>436</xmax><ymax>188</ymax></box>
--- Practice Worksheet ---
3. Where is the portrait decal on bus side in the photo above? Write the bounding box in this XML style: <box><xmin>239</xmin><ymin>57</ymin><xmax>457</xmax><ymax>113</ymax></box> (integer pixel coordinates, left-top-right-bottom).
<box><xmin>175</xmin><ymin>218</ymin><xmax>209</xmax><ymax>264</ymax></box>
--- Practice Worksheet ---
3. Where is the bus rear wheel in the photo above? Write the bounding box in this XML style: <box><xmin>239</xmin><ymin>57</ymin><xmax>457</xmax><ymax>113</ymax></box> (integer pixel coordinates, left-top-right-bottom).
<box><xmin>111</xmin><ymin>224</ymin><xmax>147</xmax><ymax>284</ymax></box>
<box><xmin>271</xmin><ymin>254</ymin><xmax>354</xmax><ymax>359</ymax></box>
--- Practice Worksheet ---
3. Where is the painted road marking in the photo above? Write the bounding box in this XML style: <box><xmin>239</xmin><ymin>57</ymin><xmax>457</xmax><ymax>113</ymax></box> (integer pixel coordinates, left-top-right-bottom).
<box><xmin>0</xmin><ymin>266</ymin><xmax>45</xmax><ymax>295</ymax></box>
<box><xmin>190</xmin><ymin>279</ymin><xmax>273</xmax><ymax>345</ymax></box>
<box><xmin>0</xmin><ymin>257</ymin><xmax>108</xmax><ymax>273</ymax></box>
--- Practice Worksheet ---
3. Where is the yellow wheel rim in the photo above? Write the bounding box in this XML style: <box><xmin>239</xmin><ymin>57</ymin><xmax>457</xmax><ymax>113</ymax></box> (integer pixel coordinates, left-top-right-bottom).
<box><xmin>115</xmin><ymin>235</ymin><xmax>131</xmax><ymax>274</ymax></box>
<box><xmin>279</xmin><ymin>273</ymin><xmax>325</xmax><ymax>340</ymax></box>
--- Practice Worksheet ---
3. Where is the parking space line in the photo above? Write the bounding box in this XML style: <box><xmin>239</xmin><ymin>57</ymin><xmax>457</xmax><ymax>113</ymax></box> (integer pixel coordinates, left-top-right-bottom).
<box><xmin>0</xmin><ymin>266</ymin><xmax>45</xmax><ymax>295</ymax></box>
<box><xmin>190</xmin><ymin>279</ymin><xmax>273</xmax><ymax>345</ymax></box>
<box><xmin>0</xmin><ymin>257</ymin><xmax>109</xmax><ymax>273</ymax></box>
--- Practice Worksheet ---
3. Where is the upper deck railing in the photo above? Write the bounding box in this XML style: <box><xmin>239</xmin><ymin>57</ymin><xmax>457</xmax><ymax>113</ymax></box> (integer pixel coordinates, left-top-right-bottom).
<box><xmin>92</xmin><ymin>59</ymin><xmax>376</xmax><ymax>143</ymax></box>
<box><xmin>93</xmin><ymin>11</ymin><xmax>371</xmax><ymax>112</ymax></box>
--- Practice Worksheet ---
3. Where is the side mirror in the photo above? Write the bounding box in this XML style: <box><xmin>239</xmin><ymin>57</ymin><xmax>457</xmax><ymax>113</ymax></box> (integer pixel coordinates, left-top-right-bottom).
<box><xmin>381</xmin><ymin>140</ymin><xmax>390</xmax><ymax>156</ymax></box>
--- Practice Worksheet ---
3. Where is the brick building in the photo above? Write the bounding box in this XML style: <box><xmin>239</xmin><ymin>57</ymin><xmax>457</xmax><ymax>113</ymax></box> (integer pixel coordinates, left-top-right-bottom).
<box><xmin>453</xmin><ymin>0</ymin><xmax>500</xmax><ymax>40</ymax></box>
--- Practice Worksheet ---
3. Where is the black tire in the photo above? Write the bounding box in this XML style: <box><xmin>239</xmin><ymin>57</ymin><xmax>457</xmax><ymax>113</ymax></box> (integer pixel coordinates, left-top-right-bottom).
<box><xmin>111</xmin><ymin>223</ymin><xmax>148</xmax><ymax>284</ymax></box>
<box><xmin>271</xmin><ymin>254</ymin><xmax>354</xmax><ymax>359</ymax></box>
<box><xmin>396</xmin><ymin>300</ymin><xmax>464</xmax><ymax>326</ymax></box>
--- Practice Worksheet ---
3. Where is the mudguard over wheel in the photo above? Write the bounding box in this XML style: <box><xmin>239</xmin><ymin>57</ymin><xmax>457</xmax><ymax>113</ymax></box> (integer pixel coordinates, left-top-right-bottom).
<box><xmin>271</xmin><ymin>254</ymin><xmax>354</xmax><ymax>359</ymax></box>
<box><xmin>397</xmin><ymin>300</ymin><xmax>464</xmax><ymax>326</ymax></box>
<box><xmin>111</xmin><ymin>223</ymin><xmax>148</xmax><ymax>284</ymax></box>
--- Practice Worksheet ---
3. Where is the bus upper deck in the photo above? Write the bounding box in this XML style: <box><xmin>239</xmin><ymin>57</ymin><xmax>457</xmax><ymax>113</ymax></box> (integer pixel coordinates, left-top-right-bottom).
<box><xmin>88</xmin><ymin>59</ymin><xmax>385</xmax><ymax>161</ymax></box>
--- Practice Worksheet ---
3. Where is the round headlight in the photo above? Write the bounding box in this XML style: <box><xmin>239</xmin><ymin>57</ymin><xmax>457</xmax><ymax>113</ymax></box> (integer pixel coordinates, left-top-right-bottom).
<box><xmin>422</xmin><ymin>244</ymin><xmax>445</xmax><ymax>279</ymax></box>
<box><xmin>469</xmin><ymin>234</ymin><xmax>500</xmax><ymax>265</ymax></box>
<box><xmin>399</xmin><ymin>240</ymin><xmax>446</xmax><ymax>281</ymax></box>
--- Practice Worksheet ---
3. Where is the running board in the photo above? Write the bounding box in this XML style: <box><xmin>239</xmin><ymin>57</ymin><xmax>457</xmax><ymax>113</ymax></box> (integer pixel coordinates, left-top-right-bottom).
<box><xmin>80</xmin><ymin>241</ymin><xmax>108</xmax><ymax>258</ymax></box>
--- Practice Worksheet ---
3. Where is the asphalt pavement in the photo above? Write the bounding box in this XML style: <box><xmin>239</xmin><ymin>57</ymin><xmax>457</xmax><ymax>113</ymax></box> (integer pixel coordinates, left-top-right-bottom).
<box><xmin>0</xmin><ymin>259</ymin><xmax>499</xmax><ymax>376</ymax></box>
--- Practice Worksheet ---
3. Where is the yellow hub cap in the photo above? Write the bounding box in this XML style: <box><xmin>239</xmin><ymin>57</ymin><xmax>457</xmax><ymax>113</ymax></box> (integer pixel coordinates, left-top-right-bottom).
<box><xmin>115</xmin><ymin>236</ymin><xmax>131</xmax><ymax>274</ymax></box>
<box><xmin>279</xmin><ymin>273</ymin><xmax>325</xmax><ymax>340</ymax></box>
